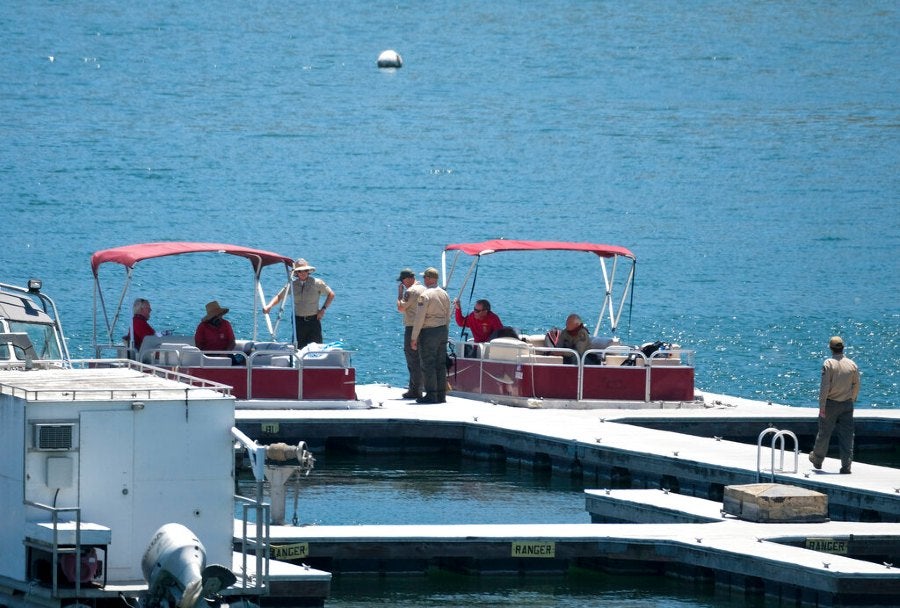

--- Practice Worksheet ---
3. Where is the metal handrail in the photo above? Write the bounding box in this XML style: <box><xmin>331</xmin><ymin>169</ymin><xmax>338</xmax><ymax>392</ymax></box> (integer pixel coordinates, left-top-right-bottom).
<box><xmin>757</xmin><ymin>427</ymin><xmax>799</xmax><ymax>482</ymax></box>
<box><xmin>451</xmin><ymin>338</ymin><xmax>694</xmax><ymax>403</ymax></box>
<box><xmin>1</xmin><ymin>358</ymin><xmax>233</xmax><ymax>401</ymax></box>
<box><xmin>232</xmin><ymin>426</ymin><xmax>270</xmax><ymax>594</ymax></box>
<box><xmin>235</xmin><ymin>495</ymin><xmax>270</xmax><ymax>594</ymax></box>
<box><xmin>23</xmin><ymin>501</ymin><xmax>84</xmax><ymax>598</ymax></box>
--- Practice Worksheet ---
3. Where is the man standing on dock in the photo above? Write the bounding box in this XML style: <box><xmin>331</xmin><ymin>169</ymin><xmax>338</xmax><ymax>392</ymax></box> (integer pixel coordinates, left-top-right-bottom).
<box><xmin>410</xmin><ymin>267</ymin><xmax>451</xmax><ymax>404</ymax></box>
<box><xmin>396</xmin><ymin>268</ymin><xmax>425</xmax><ymax>400</ymax></box>
<box><xmin>809</xmin><ymin>336</ymin><xmax>860</xmax><ymax>474</ymax></box>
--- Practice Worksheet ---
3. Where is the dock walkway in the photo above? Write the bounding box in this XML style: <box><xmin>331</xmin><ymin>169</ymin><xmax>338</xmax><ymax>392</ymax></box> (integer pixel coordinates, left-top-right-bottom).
<box><xmin>236</xmin><ymin>384</ymin><xmax>900</xmax><ymax>606</ymax></box>
<box><xmin>246</xmin><ymin>518</ymin><xmax>899</xmax><ymax>605</ymax></box>
<box><xmin>237</xmin><ymin>385</ymin><xmax>900</xmax><ymax>520</ymax></box>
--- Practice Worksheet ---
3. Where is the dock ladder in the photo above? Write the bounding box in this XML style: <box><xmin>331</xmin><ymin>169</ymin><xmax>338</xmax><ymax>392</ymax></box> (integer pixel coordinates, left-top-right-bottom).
<box><xmin>756</xmin><ymin>426</ymin><xmax>799</xmax><ymax>482</ymax></box>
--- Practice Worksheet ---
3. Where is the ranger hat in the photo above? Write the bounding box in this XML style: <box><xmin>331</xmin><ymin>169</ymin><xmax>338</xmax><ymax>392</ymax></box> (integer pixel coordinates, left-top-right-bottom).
<box><xmin>293</xmin><ymin>258</ymin><xmax>316</xmax><ymax>273</ymax></box>
<box><xmin>421</xmin><ymin>267</ymin><xmax>439</xmax><ymax>279</ymax></box>
<box><xmin>829</xmin><ymin>336</ymin><xmax>844</xmax><ymax>349</ymax></box>
<box><xmin>397</xmin><ymin>268</ymin><xmax>415</xmax><ymax>281</ymax></box>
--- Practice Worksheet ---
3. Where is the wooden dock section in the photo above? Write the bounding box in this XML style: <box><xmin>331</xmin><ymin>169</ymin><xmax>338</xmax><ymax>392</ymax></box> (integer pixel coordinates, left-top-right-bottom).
<box><xmin>236</xmin><ymin>384</ymin><xmax>900</xmax><ymax>606</ymax></box>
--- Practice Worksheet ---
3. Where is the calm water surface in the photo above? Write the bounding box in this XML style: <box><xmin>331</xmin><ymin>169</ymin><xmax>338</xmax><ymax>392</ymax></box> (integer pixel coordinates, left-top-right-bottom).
<box><xmin>4</xmin><ymin>2</ymin><xmax>899</xmax><ymax>605</ymax></box>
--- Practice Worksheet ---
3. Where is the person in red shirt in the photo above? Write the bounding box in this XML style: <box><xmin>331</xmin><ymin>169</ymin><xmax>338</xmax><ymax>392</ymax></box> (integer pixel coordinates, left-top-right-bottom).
<box><xmin>454</xmin><ymin>299</ymin><xmax>504</xmax><ymax>343</ymax></box>
<box><xmin>123</xmin><ymin>298</ymin><xmax>156</xmax><ymax>350</ymax></box>
<box><xmin>194</xmin><ymin>301</ymin><xmax>236</xmax><ymax>352</ymax></box>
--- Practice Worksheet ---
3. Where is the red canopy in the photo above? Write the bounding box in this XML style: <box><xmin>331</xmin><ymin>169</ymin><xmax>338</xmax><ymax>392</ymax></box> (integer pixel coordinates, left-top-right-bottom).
<box><xmin>91</xmin><ymin>242</ymin><xmax>294</xmax><ymax>276</ymax></box>
<box><xmin>444</xmin><ymin>239</ymin><xmax>635</xmax><ymax>260</ymax></box>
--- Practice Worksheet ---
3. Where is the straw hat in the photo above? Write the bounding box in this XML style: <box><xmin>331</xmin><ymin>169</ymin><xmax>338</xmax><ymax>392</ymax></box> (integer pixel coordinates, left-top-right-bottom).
<box><xmin>202</xmin><ymin>300</ymin><xmax>229</xmax><ymax>322</ymax></box>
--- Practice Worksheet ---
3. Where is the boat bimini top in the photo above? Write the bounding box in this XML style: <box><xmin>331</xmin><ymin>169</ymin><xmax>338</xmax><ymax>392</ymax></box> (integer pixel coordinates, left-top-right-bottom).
<box><xmin>441</xmin><ymin>239</ymin><xmax>636</xmax><ymax>337</ymax></box>
<box><xmin>90</xmin><ymin>242</ymin><xmax>295</xmax><ymax>352</ymax></box>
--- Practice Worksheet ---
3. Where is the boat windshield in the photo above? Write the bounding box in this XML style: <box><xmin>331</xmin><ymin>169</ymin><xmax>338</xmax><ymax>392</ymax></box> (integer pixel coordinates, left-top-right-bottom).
<box><xmin>0</xmin><ymin>320</ymin><xmax>63</xmax><ymax>361</ymax></box>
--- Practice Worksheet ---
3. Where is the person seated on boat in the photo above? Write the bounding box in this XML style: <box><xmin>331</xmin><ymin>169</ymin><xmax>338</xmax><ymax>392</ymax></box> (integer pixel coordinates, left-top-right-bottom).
<box><xmin>123</xmin><ymin>297</ymin><xmax>156</xmax><ymax>351</ymax></box>
<box><xmin>552</xmin><ymin>313</ymin><xmax>591</xmax><ymax>364</ymax></box>
<box><xmin>454</xmin><ymin>298</ymin><xmax>503</xmax><ymax>356</ymax></box>
<box><xmin>490</xmin><ymin>325</ymin><xmax>520</xmax><ymax>340</ymax></box>
<box><xmin>194</xmin><ymin>300</ymin><xmax>242</xmax><ymax>365</ymax></box>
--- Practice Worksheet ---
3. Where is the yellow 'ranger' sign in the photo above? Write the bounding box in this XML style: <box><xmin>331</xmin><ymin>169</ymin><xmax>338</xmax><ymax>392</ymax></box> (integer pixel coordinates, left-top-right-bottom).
<box><xmin>270</xmin><ymin>542</ymin><xmax>309</xmax><ymax>560</ymax></box>
<box><xmin>511</xmin><ymin>541</ymin><xmax>555</xmax><ymax>558</ymax></box>
<box><xmin>805</xmin><ymin>538</ymin><xmax>848</xmax><ymax>554</ymax></box>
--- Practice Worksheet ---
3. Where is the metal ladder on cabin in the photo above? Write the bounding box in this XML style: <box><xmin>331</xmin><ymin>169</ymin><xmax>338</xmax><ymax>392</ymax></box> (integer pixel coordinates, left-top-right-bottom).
<box><xmin>756</xmin><ymin>426</ymin><xmax>799</xmax><ymax>482</ymax></box>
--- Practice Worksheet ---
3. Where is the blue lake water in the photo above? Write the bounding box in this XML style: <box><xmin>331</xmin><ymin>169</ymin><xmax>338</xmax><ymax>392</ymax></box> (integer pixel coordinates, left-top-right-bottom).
<box><xmin>2</xmin><ymin>1</ymin><xmax>897</xmax><ymax>409</ymax></box>
<box><xmin>3</xmin><ymin>2</ymin><xmax>899</xmax><ymax>604</ymax></box>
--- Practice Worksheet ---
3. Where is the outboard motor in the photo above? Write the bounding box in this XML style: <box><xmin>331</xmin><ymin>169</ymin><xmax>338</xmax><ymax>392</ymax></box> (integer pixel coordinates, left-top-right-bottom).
<box><xmin>141</xmin><ymin>523</ymin><xmax>236</xmax><ymax>608</ymax></box>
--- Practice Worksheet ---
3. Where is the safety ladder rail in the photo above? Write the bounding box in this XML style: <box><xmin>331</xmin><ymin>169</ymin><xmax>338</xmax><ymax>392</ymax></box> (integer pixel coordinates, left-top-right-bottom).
<box><xmin>235</xmin><ymin>495</ymin><xmax>270</xmax><ymax>594</ymax></box>
<box><xmin>22</xmin><ymin>501</ymin><xmax>95</xmax><ymax>598</ymax></box>
<box><xmin>756</xmin><ymin>426</ymin><xmax>799</xmax><ymax>482</ymax></box>
<box><xmin>232</xmin><ymin>426</ymin><xmax>271</xmax><ymax>595</ymax></box>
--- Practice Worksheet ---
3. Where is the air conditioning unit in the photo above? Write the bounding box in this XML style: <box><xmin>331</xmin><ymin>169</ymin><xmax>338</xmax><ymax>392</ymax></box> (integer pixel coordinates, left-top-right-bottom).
<box><xmin>33</xmin><ymin>423</ymin><xmax>74</xmax><ymax>451</ymax></box>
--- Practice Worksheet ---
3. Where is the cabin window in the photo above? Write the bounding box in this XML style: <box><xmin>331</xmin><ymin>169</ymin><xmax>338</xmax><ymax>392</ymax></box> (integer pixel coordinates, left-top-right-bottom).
<box><xmin>7</xmin><ymin>321</ymin><xmax>62</xmax><ymax>360</ymax></box>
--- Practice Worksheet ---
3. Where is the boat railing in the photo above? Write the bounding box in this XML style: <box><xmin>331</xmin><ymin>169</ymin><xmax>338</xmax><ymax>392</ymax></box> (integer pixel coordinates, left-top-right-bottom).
<box><xmin>583</xmin><ymin>346</ymin><xmax>694</xmax><ymax>402</ymax></box>
<box><xmin>22</xmin><ymin>501</ymin><xmax>95</xmax><ymax>598</ymax></box>
<box><xmin>232</xmin><ymin>426</ymin><xmax>271</xmax><ymax>595</ymax></box>
<box><xmin>127</xmin><ymin>340</ymin><xmax>351</xmax><ymax>369</ymax></box>
<box><xmin>234</xmin><ymin>494</ymin><xmax>271</xmax><ymax>595</ymax></box>
<box><xmin>0</xmin><ymin>358</ymin><xmax>233</xmax><ymax>401</ymax></box>
<box><xmin>451</xmin><ymin>338</ymin><xmax>694</xmax><ymax>403</ymax></box>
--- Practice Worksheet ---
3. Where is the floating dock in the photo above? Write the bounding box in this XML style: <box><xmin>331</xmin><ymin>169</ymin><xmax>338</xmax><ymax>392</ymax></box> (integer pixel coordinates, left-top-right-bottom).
<box><xmin>237</xmin><ymin>385</ymin><xmax>900</xmax><ymax>606</ymax></box>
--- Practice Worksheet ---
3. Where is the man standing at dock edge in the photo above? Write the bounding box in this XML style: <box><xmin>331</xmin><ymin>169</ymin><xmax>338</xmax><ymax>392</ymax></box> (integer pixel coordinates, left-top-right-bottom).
<box><xmin>809</xmin><ymin>336</ymin><xmax>860</xmax><ymax>474</ymax></box>
<box><xmin>410</xmin><ymin>267</ymin><xmax>451</xmax><ymax>404</ymax></box>
<box><xmin>396</xmin><ymin>268</ymin><xmax>425</xmax><ymax>400</ymax></box>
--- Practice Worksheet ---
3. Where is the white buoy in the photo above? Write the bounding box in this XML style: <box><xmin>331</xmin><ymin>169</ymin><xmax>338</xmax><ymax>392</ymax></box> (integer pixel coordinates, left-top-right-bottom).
<box><xmin>377</xmin><ymin>49</ymin><xmax>403</xmax><ymax>68</ymax></box>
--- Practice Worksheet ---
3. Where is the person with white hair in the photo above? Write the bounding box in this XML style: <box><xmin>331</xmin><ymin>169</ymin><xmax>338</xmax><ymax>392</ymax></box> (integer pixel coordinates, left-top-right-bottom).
<box><xmin>123</xmin><ymin>297</ymin><xmax>156</xmax><ymax>350</ymax></box>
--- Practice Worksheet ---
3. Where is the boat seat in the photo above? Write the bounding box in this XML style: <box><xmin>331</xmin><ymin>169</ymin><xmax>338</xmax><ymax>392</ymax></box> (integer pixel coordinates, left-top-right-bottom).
<box><xmin>138</xmin><ymin>335</ymin><xmax>196</xmax><ymax>365</ymax></box>
<box><xmin>601</xmin><ymin>345</ymin><xmax>640</xmax><ymax>367</ymax></box>
<box><xmin>482</xmin><ymin>338</ymin><xmax>565</xmax><ymax>365</ymax></box>
<box><xmin>520</xmin><ymin>334</ymin><xmax>546</xmax><ymax>348</ymax></box>
<box><xmin>250</xmin><ymin>352</ymin><xmax>293</xmax><ymax>367</ymax></box>
<box><xmin>174</xmin><ymin>345</ymin><xmax>232</xmax><ymax>367</ymax></box>
<box><xmin>249</xmin><ymin>342</ymin><xmax>296</xmax><ymax>367</ymax></box>
<box><xmin>300</xmin><ymin>350</ymin><xmax>350</xmax><ymax>367</ymax></box>
<box><xmin>484</xmin><ymin>337</ymin><xmax>530</xmax><ymax>361</ymax></box>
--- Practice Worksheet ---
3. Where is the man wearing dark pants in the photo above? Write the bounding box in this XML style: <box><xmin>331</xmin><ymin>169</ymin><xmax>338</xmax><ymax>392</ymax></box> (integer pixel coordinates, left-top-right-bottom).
<box><xmin>809</xmin><ymin>336</ymin><xmax>860</xmax><ymax>474</ymax></box>
<box><xmin>263</xmin><ymin>258</ymin><xmax>335</xmax><ymax>349</ymax></box>
<box><xmin>396</xmin><ymin>268</ymin><xmax>425</xmax><ymax>399</ymax></box>
<box><xmin>410</xmin><ymin>267</ymin><xmax>451</xmax><ymax>404</ymax></box>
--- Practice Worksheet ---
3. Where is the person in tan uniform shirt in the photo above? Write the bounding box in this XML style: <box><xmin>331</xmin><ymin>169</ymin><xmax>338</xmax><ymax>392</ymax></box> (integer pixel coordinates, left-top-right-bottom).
<box><xmin>396</xmin><ymin>268</ymin><xmax>425</xmax><ymax>399</ymax></box>
<box><xmin>410</xmin><ymin>267</ymin><xmax>451</xmax><ymax>404</ymax></box>
<box><xmin>809</xmin><ymin>336</ymin><xmax>860</xmax><ymax>474</ymax></box>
